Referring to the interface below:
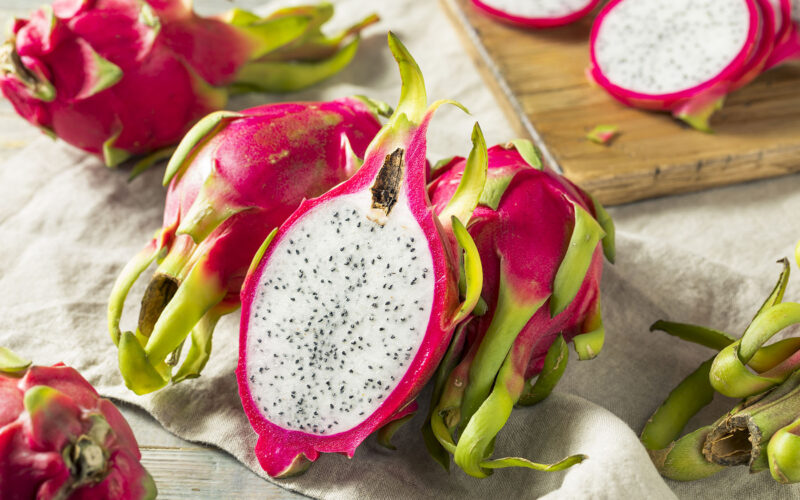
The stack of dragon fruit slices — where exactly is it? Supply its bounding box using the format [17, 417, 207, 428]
[589, 0, 800, 130]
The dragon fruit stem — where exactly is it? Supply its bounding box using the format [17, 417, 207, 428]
[641, 358, 717, 452]
[710, 302, 800, 398]
[704, 371, 800, 471]
[518, 334, 568, 406]
[768, 417, 800, 483]
[459, 278, 549, 431]
[650, 320, 735, 351]
[648, 426, 724, 481]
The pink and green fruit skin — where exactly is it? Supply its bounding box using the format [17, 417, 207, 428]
[0, 363, 155, 499]
[0, 0, 374, 166]
[109, 97, 383, 394]
[157, 97, 382, 310]
[429, 145, 603, 380]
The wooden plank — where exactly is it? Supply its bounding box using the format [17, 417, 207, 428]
[140, 448, 304, 499]
[442, 0, 800, 205]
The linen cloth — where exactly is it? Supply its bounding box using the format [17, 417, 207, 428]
[1, 0, 800, 498]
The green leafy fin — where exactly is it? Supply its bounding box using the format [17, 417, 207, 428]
[163, 111, 242, 186]
[518, 334, 568, 406]
[0, 347, 31, 373]
[438, 122, 488, 227]
[507, 138, 542, 170]
[450, 217, 483, 326]
[550, 201, 605, 317]
[588, 194, 615, 263]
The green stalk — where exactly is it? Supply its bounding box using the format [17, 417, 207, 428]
[518, 334, 568, 406]
[458, 275, 547, 431]
[703, 371, 800, 472]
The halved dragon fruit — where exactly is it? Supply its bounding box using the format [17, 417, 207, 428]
[424, 141, 615, 477]
[0, 0, 377, 166]
[0, 349, 155, 499]
[108, 97, 384, 395]
[237, 33, 487, 478]
[471, 0, 602, 28]
[589, 0, 765, 131]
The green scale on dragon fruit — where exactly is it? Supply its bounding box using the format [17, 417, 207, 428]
[422, 140, 615, 477]
[0, 348, 155, 499]
[108, 96, 386, 395]
[0, 0, 378, 167]
[237, 32, 488, 478]
[588, 0, 796, 131]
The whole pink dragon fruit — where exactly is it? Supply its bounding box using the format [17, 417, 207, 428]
[237, 33, 487, 478]
[108, 96, 384, 395]
[0, 0, 377, 166]
[0, 348, 155, 499]
[472, 0, 602, 28]
[588, 0, 797, 131]
[423, 141, 615, 477]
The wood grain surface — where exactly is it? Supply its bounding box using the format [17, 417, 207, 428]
[442, 0, 800, 205]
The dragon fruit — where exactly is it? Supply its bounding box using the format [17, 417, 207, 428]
[766, 0, 800, 67]
[642, 259, 800, 483]
[0, 348, 155, 499]
[236, 32, 487, 478]
[471, 0, 602, 28]
[108, 97, 384, 395]
[589, 0, 770, 131]
[0, 0, 377, 167]
[424, 141, 615, 477]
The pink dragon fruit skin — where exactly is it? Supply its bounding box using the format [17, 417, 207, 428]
[0, 356, 156, 499]
[471, 0, 602, 28]
[0, 0, 377, 167]
[589, 0, 764, 131]
[237, 33, 485, 478]
[424, 143, 613, 477]
[108, 97, 384, 395]
[767, 0, 800, 67]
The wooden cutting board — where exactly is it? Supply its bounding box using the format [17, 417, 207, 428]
[442, 0, 800, 205]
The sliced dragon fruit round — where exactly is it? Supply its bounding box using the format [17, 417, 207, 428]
[589, 0, 762, 130]
[108, 97, 384, 395]
[237, 33, 487, 478]
[471, 0, 602, 28]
